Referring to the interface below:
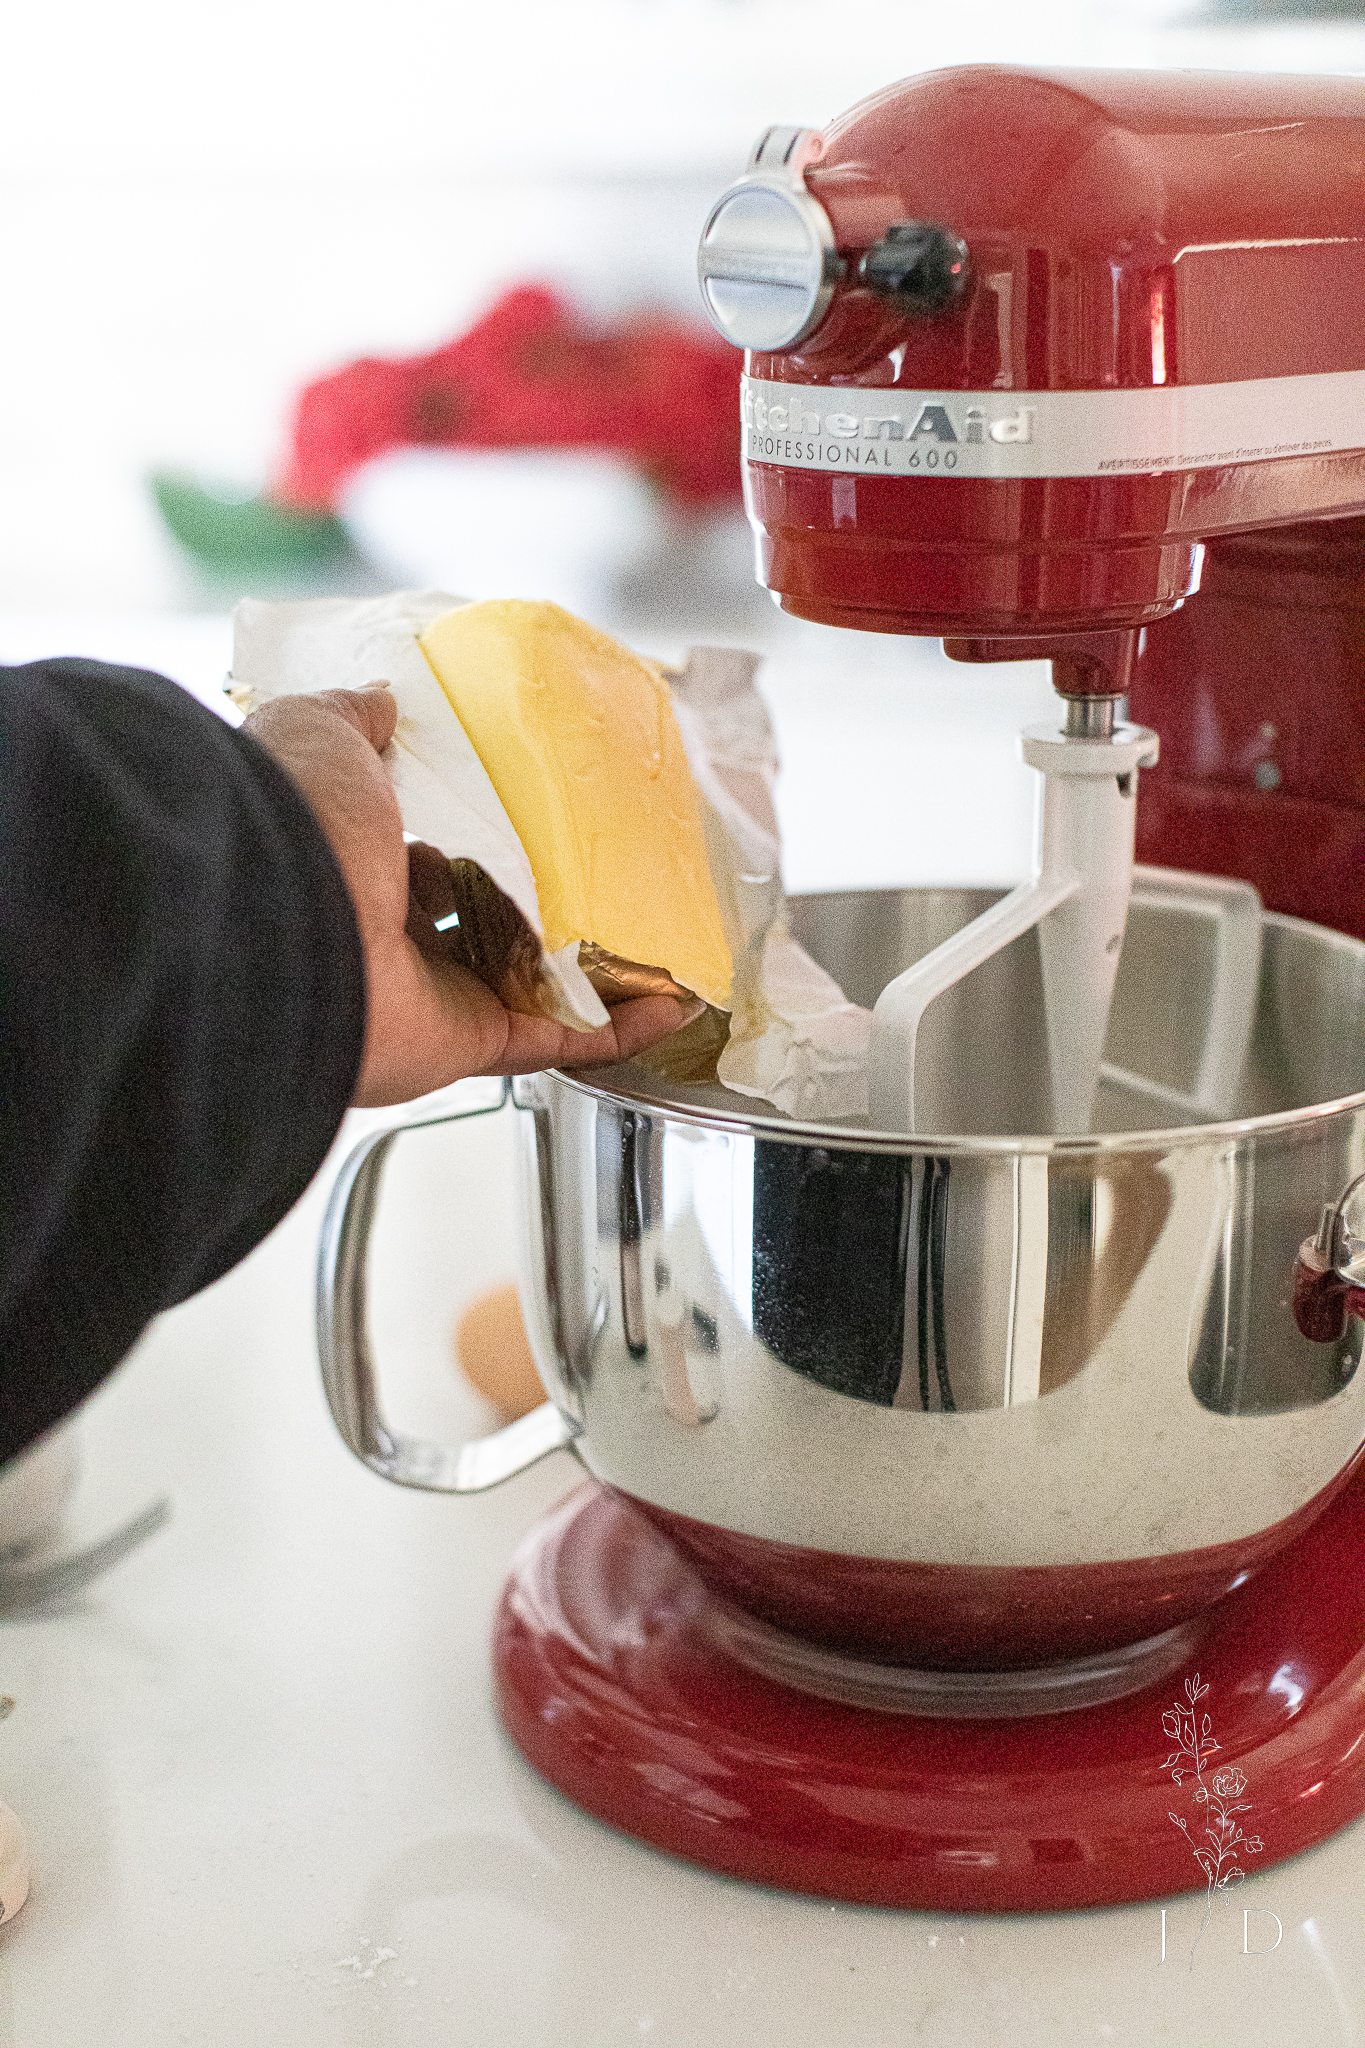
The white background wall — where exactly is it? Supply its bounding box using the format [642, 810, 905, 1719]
[3, 0, 1363, 610]
[3, 1, 1363, 890]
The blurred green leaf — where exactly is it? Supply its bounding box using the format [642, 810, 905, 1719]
[149, 471, 352, 573]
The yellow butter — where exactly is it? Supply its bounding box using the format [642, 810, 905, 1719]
[418, 600, 733, 1008]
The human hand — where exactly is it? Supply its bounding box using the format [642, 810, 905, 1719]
[244, 685, 704, 1107]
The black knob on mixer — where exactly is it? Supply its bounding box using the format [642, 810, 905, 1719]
[859, 222, 969, 313]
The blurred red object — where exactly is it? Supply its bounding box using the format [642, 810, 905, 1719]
[276, 286, 743, 514]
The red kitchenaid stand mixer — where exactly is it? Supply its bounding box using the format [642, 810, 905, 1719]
[319, 68, 1365, 1912]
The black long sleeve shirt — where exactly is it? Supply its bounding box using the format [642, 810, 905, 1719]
[0, 658, 366, 1463]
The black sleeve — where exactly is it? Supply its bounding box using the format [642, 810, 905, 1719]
[0, 657, 366, 1463]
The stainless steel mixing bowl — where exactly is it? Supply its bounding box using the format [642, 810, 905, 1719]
[319, 883, 1365, 1679]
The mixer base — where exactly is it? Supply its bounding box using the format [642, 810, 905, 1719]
[493, 1478, 1365, 1912]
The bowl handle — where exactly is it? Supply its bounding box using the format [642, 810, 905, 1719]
[314, 1080, 579, 1492]
[1293, 1169, 1365, 1345]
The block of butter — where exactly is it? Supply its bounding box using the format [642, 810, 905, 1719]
[230, 592, 869, 1117]
[419, 601, 732, 1010]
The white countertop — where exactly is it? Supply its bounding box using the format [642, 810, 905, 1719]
[5, 1108, 1365, 2047]
[3, 613, 1365, 2043]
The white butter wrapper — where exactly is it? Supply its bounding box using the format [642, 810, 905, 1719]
[230, 598, 868, 1112]
[229, 591, 609, 1030]
[668, 647, 871, 1121]
[723, 922, 874, 1121]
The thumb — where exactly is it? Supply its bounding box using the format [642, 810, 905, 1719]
[312, 682, 397, 754]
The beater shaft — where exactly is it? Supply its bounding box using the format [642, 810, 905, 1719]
[868, 704, 1158, 1133]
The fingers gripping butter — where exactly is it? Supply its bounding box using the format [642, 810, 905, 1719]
[417, 601, 732, 1011]
[230, 591, 869, 1116]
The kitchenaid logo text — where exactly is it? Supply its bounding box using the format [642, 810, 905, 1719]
[739, 369, 1365, 481]
[742, 383, 1033, 471]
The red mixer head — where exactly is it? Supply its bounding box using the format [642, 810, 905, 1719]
[698, 66, 1365, 673]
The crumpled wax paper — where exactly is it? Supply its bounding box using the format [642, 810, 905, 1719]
[666, 647, 871, 1121]
[230, 596, 869, 1118]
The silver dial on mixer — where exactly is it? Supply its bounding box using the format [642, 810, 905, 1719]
[697, 126, 842, 353]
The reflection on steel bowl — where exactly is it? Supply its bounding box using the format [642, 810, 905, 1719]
[320, 886, 1365, 1676]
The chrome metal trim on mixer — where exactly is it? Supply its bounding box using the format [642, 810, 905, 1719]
[698, 130, 841, 353]
[737, 368, 1365, 479]
[1063, 694, 1120, 740]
